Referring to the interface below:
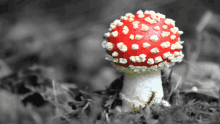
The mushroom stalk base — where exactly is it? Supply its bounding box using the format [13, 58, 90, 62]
[120, 70, 164, 112]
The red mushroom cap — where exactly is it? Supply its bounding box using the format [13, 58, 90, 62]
[102, 10, 184, 73]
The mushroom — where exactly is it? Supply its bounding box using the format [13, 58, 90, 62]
[102, 10, 184, 112]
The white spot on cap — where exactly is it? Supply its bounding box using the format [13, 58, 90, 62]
[110, 23, 116, 31]
[141, 58, 146, 62]
[106, 42, 113, 51]
[143, 42, 151, 48]
[125, 13, 135, 18]
[105, 54, 113, 61]
[113, 19, 123, 26]
[178, 51, 184, 59]
[155, 56, 163, 63]
[156, 13, 165, 19]
[129, 56, 136, 62]
[171, 35, 176, 40]
[128, 18, 134, 22]
[139, 54, 146, 58]
[176, 56, 184, 62]
[144, 17, 156, 24]
[150, 35, 159, 42]
[163, 52, 170, 59]
[141, 24, 149, 31]
[129, 34, 134, 40]
[150, 47, 159, 54]
[171, 58, 177, 63]
[175, 42, 183, 50]
[122, 26, 129, 34]
[154, 26, 160, 31]
[174, 51, 180, 56]
[168, 54, 174, 60]
[132, 44, 139, 50]
[102, 40, 107, 48]
[133, 21, 140, 24]
[165, 18, 175, 26]
[112, 51, 119, 57]
[139, 54, 147, 62]
[104, 32, 110, 38]
[151, 14, 159, 21]
[175, 41, 180, 45]
[160, 41, 170, 48]
[120, 16, 128, 20]
[115, 20, 121, 24]
[132, 21, 140, 29]
[113, 19, 120, 24]
[179, 31, 183, 34]
[133, 24, 138, 29]
[129, 56, 144, 63]
[113, 58, 118, 63]
[161, 31, 170, 37]
[144, 10, 156, 15]
[147, 58, 154, 65]
[117, 42, 123, 49]
[162, 25, 168, 29]
[135, 56, 141, 62]
[178, 44, 183, 49]
[117, 42, 127, 52]
[120, 45, 127, 52]
[137, 10, 145, 18]
[170, 27, 179, 34]
[111, 31, 118, 37]
[137, 10, 144, 14]
[171, 44, 176, 50]
[119, 58, 127, 64]
[177, 40, 184, 45]
[119, 22, 123, 26]
[135, 35, 143, 40]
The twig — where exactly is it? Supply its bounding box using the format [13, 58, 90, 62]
[184, 10, 213, 80]
[52, 80, 58, 104]
[182, 59, 197, 68]
[167, 76, 182, 102]
[52, 80, 64, 116]
[173, 76, 182, 91]
[196, 10, 213, 33]
[47, 100, 68, 114]
[26, 105, 43, 124]
[191, 10, 212, 62]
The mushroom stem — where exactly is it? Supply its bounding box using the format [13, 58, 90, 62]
[120, 70, 164, 112]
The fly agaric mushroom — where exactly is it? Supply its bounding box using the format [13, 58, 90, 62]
[102, 10, 184, 112]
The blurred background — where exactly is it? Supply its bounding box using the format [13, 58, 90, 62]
[0, 0, 220, 123]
